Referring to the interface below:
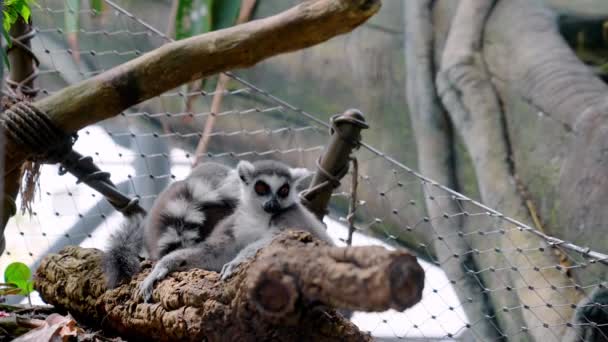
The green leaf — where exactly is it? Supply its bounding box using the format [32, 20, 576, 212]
[12, 280, 28, 292]
[3, 8, 17, 32]
[175, 0, 212, 40]
[175, 0, 192, 40]
[3, 0, 38, 30]
[4, 262, 30, 283]
[211, 0, 240, 31]
[90, 0, 103, 14]
[1, 26, 10, 70]
[174, 0, 246, 40]
[64, 0, 80, 33]
[20, 4, 31, 22]
[25, 280, 34, 295]
[4, 262, 33, 296]
[1, 25, 10, 42]
[194, 0, 213, 35]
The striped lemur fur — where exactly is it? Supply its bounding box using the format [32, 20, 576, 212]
[103, 161, 239, 289]
[103, 160, 333, 303]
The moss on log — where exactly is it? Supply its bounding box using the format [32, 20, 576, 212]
[34, 231, 424, 342]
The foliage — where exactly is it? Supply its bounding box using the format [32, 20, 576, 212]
[2, 0, 38, 70]
[175, 0, 242, 40]
[211, 0, 241, 31]
[175, 0, 212, 40]
[2, 0, 37, 32]
[2, 261, 34, 296]
[64, 0, 80, 34]
[90, 0, 103, 15]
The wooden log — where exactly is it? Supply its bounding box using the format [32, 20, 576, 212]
[3, 0, 381, 176]
[34, 231, 424, 342]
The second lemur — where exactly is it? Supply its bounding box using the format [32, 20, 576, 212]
[138, 159, 333, 301]
[103, 161, 239, 289]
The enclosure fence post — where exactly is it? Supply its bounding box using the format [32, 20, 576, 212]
[7, 19, 39, 97]
[0, 16, 40, 255]
[301, 109, 369, 220]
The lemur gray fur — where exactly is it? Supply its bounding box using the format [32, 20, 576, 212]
[102, 161, 239, 289]
[136, 159, 333, 302]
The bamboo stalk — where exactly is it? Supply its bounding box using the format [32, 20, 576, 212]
[192, 0, 258, 166]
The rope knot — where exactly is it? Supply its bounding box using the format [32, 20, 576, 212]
[1, 101, 77, 214]
[1, 101, 77, 163]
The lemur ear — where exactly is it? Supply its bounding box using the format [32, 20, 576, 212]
[290, 167, 312, 183]
[237, 160, 255, 184]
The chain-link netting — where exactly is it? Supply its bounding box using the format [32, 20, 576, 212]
[1, 1, 607, 340]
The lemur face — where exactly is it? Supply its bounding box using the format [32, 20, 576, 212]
[237, 160, 310, 214]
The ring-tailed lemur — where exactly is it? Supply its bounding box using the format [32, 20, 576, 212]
[137, 159, 334, 302]
[102, 161, 239, 289]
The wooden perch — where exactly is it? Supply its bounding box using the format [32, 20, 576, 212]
[3, 0, 380, 175]
[34, 231, 424, 342]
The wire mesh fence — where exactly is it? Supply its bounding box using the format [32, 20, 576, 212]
[1, 0, 607, 341]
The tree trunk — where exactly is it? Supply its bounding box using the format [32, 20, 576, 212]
[402, 0, 608, 339]
[0, 16, 39, 256]
[34, 231, 424, 342]
[403, 1, 500, 340]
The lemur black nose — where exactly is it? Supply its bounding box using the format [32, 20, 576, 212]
[263, 199, 281, 214]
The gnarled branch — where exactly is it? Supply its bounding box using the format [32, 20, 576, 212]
[436, 0, 583, 339]
[34, 231, 424, 341]
[403, 0, 499, 339]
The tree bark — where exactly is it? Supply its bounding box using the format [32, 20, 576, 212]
[2, 0, 380, 176]
[7, 18, 37, 96]
[1, 17, 39, 256]
[481, 0, 608, 289]
[34, 231, 424, 342]
[435, 0, 584, 339]
[403, 1, 500, 340]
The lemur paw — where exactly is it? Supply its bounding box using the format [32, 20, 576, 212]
[220, 260, 241, 280]
[137, 266, 169, 302]
[137, 277, 156, 303]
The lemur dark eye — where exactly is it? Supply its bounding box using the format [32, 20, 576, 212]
[277, 184, 290, 198]
[254, 181, 270, 196]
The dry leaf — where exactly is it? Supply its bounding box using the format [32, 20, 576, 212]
[12, 313, 83, 342]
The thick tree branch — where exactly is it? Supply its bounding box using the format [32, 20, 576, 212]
[34, 231, 424, 341]
[482, 0, 608, 291]
[483, 0, 608, 129]
[436, 0, 582, 340]
[3, 0, 381, 175]
[403, 1, 499, 339]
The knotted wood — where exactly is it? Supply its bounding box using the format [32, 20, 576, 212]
[34, 231, 424, 342]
